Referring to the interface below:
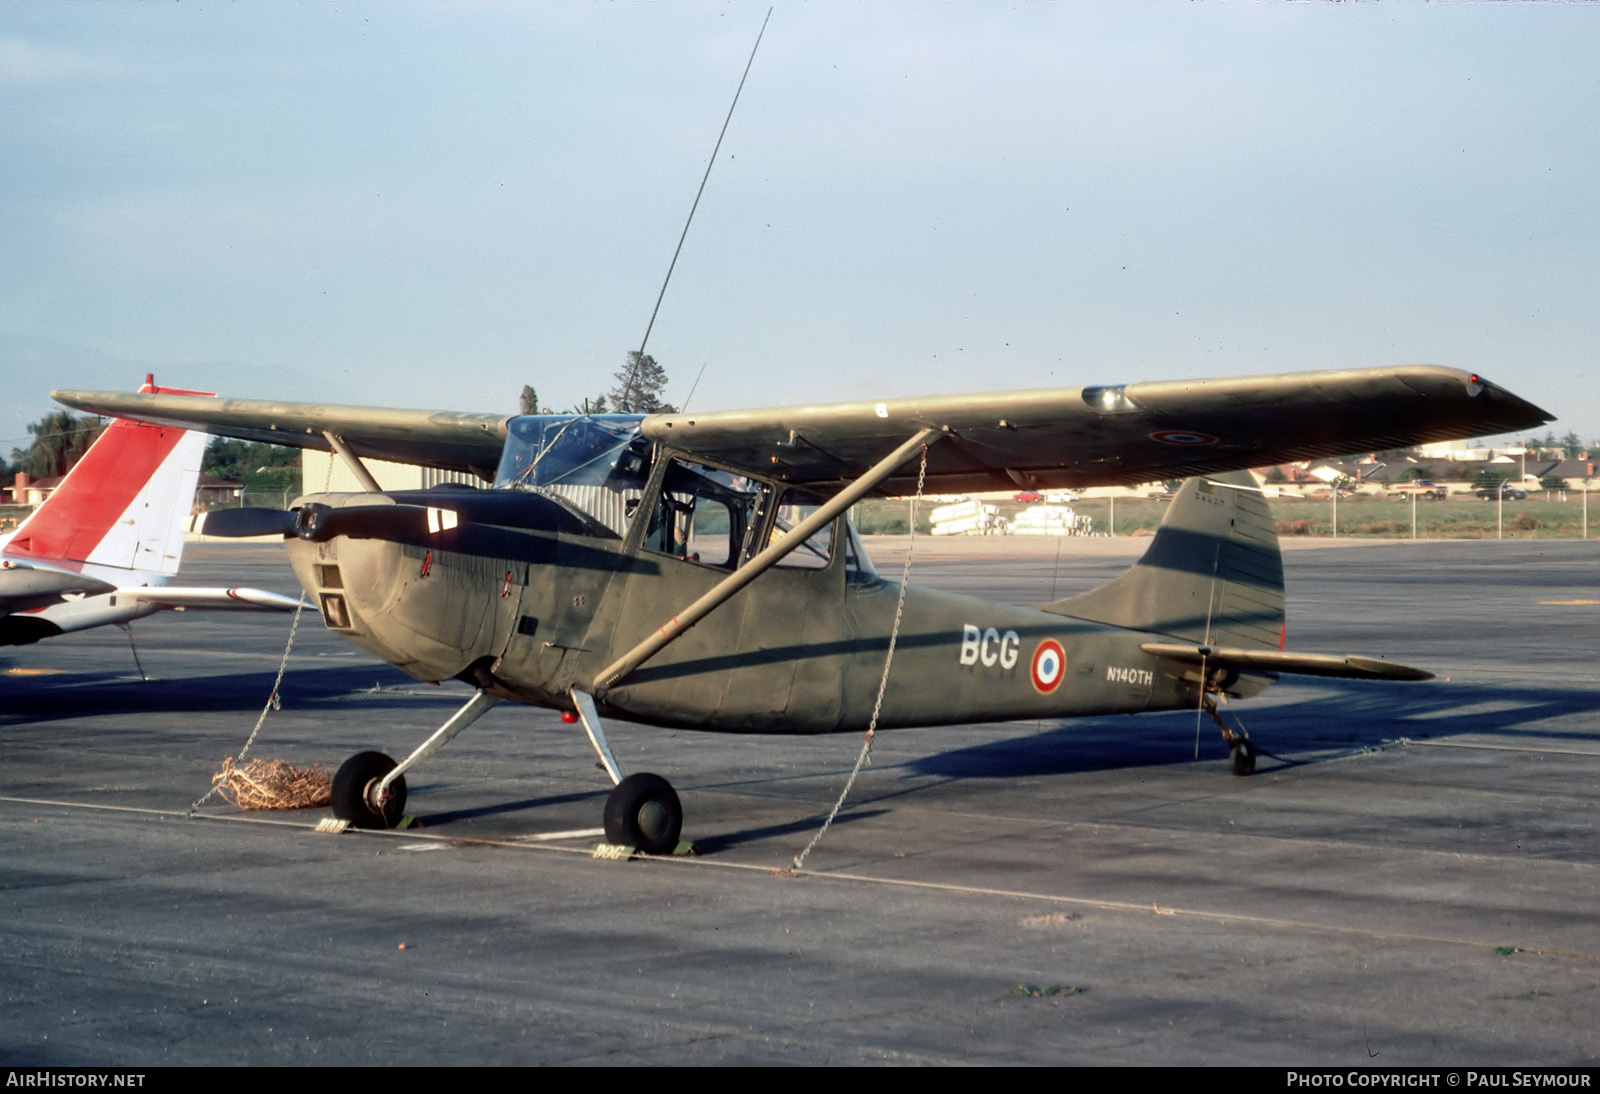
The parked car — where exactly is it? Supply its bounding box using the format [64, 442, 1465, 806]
[1387, 480, 1447, 500]
[1011, 491, 1044, 503]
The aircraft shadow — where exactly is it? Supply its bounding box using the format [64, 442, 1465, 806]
[907, 678, 1600, 781]
[417, 788, 609, 826]
[691, 807, 889, 855]
[0, 664, 450, 724]
[412, 784, 888, 853]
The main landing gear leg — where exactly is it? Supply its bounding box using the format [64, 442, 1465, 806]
[571, 688, 682, 856]
[331, 687, 503, 829]
[1204, 698, 1257, 777]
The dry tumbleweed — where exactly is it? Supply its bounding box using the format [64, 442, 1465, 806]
[211, 757, 333, 810]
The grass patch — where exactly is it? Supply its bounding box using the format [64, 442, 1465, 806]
[855, 494, 1600, 539]
[1009, 984, 1086, 998]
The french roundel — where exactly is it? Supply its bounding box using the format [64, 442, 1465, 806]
[1031, 639, 1066, 693]
[1150, 429, 1218, 446]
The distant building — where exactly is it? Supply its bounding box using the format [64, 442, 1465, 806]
[300, 451, 483, 495]
[197, 475, 244, 507]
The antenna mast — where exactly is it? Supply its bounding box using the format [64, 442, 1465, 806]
[618, 7, 771, 413]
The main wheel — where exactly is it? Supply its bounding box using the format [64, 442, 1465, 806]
[331, 751, 407, 829]
[1228, 738, 1257, 777]
[603, 773, 682, 855]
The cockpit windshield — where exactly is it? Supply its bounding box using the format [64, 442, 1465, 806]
[492, 415, 877, 579]
[495, 414, 650, 537]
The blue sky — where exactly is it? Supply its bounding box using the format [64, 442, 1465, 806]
[2, 2, 1595, 454]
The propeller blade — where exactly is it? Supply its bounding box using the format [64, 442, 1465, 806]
[202, 507, 298, 538]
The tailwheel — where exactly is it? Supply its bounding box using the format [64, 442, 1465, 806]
[1228, 737, 1257, 777]
[332, 750, 408, 829]
[604, 773, 682, 855]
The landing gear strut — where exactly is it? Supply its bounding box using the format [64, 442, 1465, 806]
[324, 684, 684, 850]
[331, 687, 502, 830]
[573, 688, 684, 854]
[1204, 697, 1257, 777]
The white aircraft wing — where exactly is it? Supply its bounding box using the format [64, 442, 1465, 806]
[113, 587, 306, 612]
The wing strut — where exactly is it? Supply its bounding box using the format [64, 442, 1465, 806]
[591, 426, 945, 692]
[322, 431, 383, 493]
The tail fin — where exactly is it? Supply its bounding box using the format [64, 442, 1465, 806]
[1044, 471, 1284, 650]
[3, 376, 212, 577]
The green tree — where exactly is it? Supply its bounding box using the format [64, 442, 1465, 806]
[609, 351, 674, 414]
[202, 438, 301, 505]
[518, 385, 553, 416]
[10, 411, 105, 479]
[1472, 467, 1512, 490]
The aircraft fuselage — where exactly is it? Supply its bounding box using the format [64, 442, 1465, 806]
[284, 486, 1226, 733]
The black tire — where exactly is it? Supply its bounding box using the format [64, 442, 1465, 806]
[1229, 739, 1257, 777]
[331, 751, 407, 829]
[603, 773, 682, 855]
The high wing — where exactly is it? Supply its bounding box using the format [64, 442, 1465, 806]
[55, 365, 1550, 494]
[644, 365, 1551, 494]
[47, 392, 511, 482]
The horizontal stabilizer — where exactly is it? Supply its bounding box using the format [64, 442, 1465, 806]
[1140, 642, 1434, 682]
[117, 587, 305, 612]
[0, 559, 118, 610]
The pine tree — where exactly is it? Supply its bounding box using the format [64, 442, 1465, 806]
[609, 351, 673, 414]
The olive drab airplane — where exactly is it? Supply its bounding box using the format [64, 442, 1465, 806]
[55, 366, 1550, 851]
[1, 376, 300, 648]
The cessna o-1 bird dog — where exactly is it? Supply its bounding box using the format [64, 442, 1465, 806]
[56, 366, 1550, 851]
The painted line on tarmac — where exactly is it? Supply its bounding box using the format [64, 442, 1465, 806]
[1412, 739, 1600, 757]
[512, 827, 607, 842]
[0, 794, 315, 827]
[8, 793, 1595, 964]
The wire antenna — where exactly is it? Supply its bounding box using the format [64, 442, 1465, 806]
[679, 361, 708, 413]
[618, 7, 771, 413]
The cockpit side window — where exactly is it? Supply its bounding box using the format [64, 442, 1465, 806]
[768, 490, 835, 570]
[842, 516, 879, 585]
[640, 458, 766, 570]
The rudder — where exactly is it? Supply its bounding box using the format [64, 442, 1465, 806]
[1044, 471, 1283, 650]
[3, 376, 212, 576]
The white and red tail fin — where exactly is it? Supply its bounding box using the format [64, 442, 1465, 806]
[3, 375, 214, 579]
